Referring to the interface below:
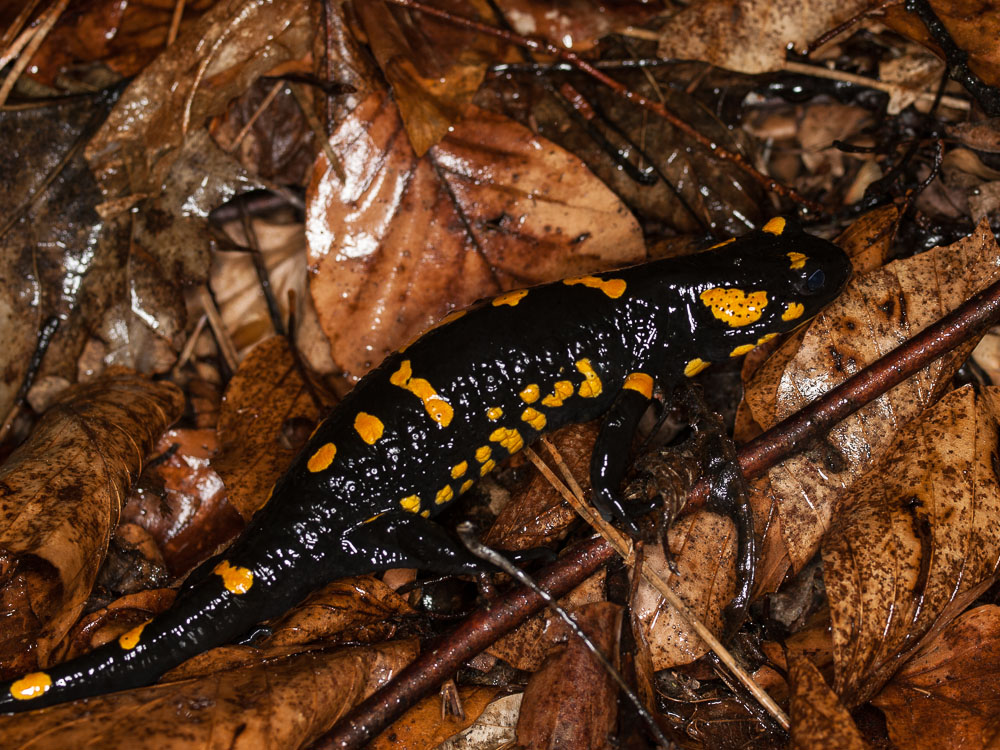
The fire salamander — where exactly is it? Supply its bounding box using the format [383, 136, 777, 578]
[0, 217, 850, 711]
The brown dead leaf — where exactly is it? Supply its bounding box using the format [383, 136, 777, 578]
[0, 639, 418, 750]
[0, 371, 183, 668]
[630, 511, 737, 669]
[306, 90, 645, 379]
[872, 605, 1000, 750]
[215, 336, 328, 519]
[787, 651, 870, 750]
[502, 0, 664, 51]
[745, 219, 1000, 573]
[824, 386, 1000, 705]
[370, 685, 499, 750]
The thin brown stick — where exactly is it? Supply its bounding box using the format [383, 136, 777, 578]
[227, 79, 285, 152]
[167, 0, 186, 46]
[0, 0, 69, 108]
[0, 0, 45, 68]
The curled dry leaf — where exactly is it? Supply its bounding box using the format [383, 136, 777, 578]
[0, 371, 183, 667]
[0, 639, 418, 750]
[306, 90, 644, 379]
[369, 685, 499, 750]
[787, 651, 871, 750]
[630, 511, 736, 669]
[215, 336, 327, 519]
[872, 605, 1000, 750]
[823, 385, 1000, 705]
[745, 219, 1000, 574]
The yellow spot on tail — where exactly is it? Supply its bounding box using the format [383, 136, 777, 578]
[480, 459, 496, 475]
[475, 446, 492, 463]
[763, 217, 786, 235]
[492, 289, 529, 307]
[521, 407, 546, 431]
[119, 619, 152, 650]
[307, 443, 337, 472]
[787, 252, 807, 269]
[354, 412, 384, 445]
[519, 384, 540, 403]
[487, 406, 503, 421]
[400, 495, 421, 513]
[390, 360, 454, 426]
[451, 461, 468, 478]
[730, 344, 756, 357]
[214, 560, 254, 594]
[707, 237, 736, 250]
[10, 672, 51, 701]
[782, 302, 805, 321]
[684, 359, 710, 377]
[435, 486, 454, 505]
[421, 509, 430, 518]
[758, 332, 779, 344]
[460, 479, 473, 493]
[576, 359, 603, 398]
[490, 427, 524, 453]
[542, 380, 574, 407]
[700, 288, 768, 327]
[622, 372, 654, 399]
[563, 275, 627, 299]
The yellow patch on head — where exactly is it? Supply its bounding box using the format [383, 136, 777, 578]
[782, 302, 805, 321]
[762, 217, 786, 235]
[475, 446, 492, 463]
[480, 459, 496, 476]
[521, 407, 547, 431]
[10, 672, 51, 701]
[576, 359, 603, 398]
[119, 619, 152, 650]
[354, 412, 384, 445]
[622, 372, 654, 399]
[700, 288, 768, 327]
[451, 461, 468, 478]
[490, 427, 524, 454]
[390, 360, 454, 426]
[563, 275, 627, 299]
[492, 289, 529, 307]
[435, 486, 454, 505]
[214, 560, 254, 595]
[542, 380, 574, 407]
[460, 479, 474, 494]
[519, 384, 540, 403]
[757, 332, 779, 344]
[486, 406, 503, 421]
[730, 344, 756, 357]
[400, 495, 421, 513]
[787, 252, 807, 269]
[684, 358, 711, 377]
[307, 443, 337, 473]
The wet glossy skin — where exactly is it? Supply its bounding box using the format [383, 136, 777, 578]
[0, 218, 851, 711]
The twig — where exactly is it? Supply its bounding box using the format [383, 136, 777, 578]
[167, 0, 186, 46]
[0, 0, 70, 108]
[227, 79, 285, 153]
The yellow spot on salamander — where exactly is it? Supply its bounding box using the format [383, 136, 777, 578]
[563, 275, 627, 299]
[307, 443, 337, 472]
[421, 509, 430, 518]
[354, 412, 384, 445]
[730, 344, 756, 357]
[684, 358, 710, 377]
[521, 407, 546, 431]
[487, 406, 503, 421]
[214, 560, 253, 595]
[490, 427, 524, 453]
[492, 289, 529, 307]
[475, 446, 492, 463]
[787, 252, 807, 269]
[707, 237, 736, 250]
[762, 217, 786, 235]
[390, 360, 454, 427]
[119, 619, 152, 650]
[439, 309, 467, 325]
[782, 302, 805, 321]
[400, 495, 421, 513]
[460, 479, 474, 494]
[758, 332, 779, 344]
[576, 359, 603, 398]
[622, 372, 654, 399]
[700, 288, 768, 327]
[541, 380, 574, 407]
[480, 459, 496, 476]
[451, 461, 468, 478]
[520, 384, 540, 403]
[364, 513, 384, 524]
[435, 486, 454, 505]
[10, 672, 51, 701]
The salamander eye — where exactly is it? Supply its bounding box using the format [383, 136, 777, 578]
[806, 269, 825, 292]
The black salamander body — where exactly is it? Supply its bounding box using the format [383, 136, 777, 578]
[0, 217, 851, 711]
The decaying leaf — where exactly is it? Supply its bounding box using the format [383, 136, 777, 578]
[369, 685, 499, 750]
[0, 371, 183, 668]
[824, 385, 1000, 704]
[788, 651, 870, 750]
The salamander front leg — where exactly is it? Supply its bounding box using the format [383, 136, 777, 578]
[590, 381, 655, 538]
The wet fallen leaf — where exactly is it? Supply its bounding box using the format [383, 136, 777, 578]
[306, 90, 645, 379]
[370, 685, 500, 750]
[502, 0, 663, 51]
[438, 692, 521, 749]
[872, 605, 1000, 750]
[0, 371, 183, 668]
[824, 385, 1000, 704]
[788, 651, 870, 750]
